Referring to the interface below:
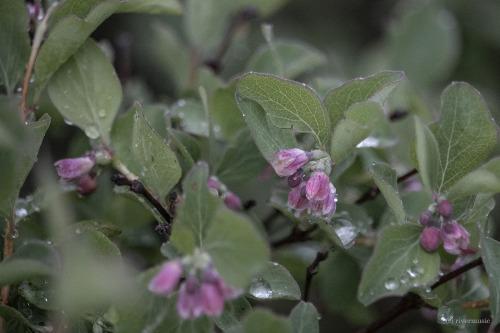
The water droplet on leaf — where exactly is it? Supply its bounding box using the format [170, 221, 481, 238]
[248, 278, 272, 299]
[384, 278, 399, 291]
[84, 126, 100, 139]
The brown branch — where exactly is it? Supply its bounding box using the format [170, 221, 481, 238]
[271, 225, 317, 248]
[303, 246, 334, 302]
[357, 257, 484, 333]
[1, 209, 16, 306]
[355, 168, 418, 204]
[461, 298, 489, 309]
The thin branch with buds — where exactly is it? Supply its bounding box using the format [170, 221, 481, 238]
[303, 246, 334, 302]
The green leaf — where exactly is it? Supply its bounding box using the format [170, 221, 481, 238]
[171, 162, 219, 252]
[236, 73, 330, 147]
[446, 158, 500, 201]
[330, 101, 385, 163]
[388, 3, 459, 86]
[246, 41, 327, 79]
[35, 1, 123, 88]
[0, 109, 51, 219]
[210, 82, 246, 140]
[168, 99, 209, 137]
[214, 297, 252, 332]
[323, 71, 404, 130]
[111, 104, 182, 205]
[369, 163, 406, 223]
[168, 128, 197, 174]
[243, 309, 292, 333]
[435, 82, 498, 191]
[288, 302, 319, 333]
[48, 38, 121, 142]
[216, 128, 268, 188]
[236, 97, 297, 161]
[481, 237, 500, 326]
[205, 207, 270, 288]
[358, 224, 440, 306]
[0, 304, 52, 333]
[247, 262, 300, 300]
[0, 0, 30, 95]
[116, 0, 183, 14]
[414, 117, 440, 194]
[0, 241, 59, 287]
[18, 277, 59, 311]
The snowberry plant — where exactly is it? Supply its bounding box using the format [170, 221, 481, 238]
[1, 0, 500, 332]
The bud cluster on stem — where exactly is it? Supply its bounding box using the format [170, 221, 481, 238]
[54, 152, 99, 196]
[148, 250, 241, 319]
[270, 149, 336, 219]
[419, 198, 474, 260]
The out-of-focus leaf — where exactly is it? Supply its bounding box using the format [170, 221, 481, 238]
[237, 73, 330, 147]
[48, 38, 121, 142]
[434, 83, 498, 191]
[205, 207, 270, 288]
[0, 304, 53, 332]
[358, 224, 440, 306]
[36, 1, 123, 88]
[214, 297, 252, 332]
[236, 96, 297, 161]
[288, 302, 319, 333]
[210, 82, 246, 140]
[324, 71, 404, 130]
[0, 0, 30, 94]
[0, 106, 50, 219]
[481, 237, 500, 326]
[242, 309, 292, 333]
[246, 41, 326, 79]
[414, 117, 440, 194]
[369, 163, 406, 223]
[246, 262, 300, 300]
[330, 102, 385, 163]
[168, 99, 209, 137]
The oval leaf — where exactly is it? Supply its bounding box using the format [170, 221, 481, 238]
[358, 224, 440, 306]
[447, 158, 500, 201]
[48, 38, 122, 142]
[247, 262, 301, 300]
[288, 302, 319, 333]
[237, 73, 330, 147]
[370, 163, 406, 223]
[435, 82, 498, 191]
[414, 116, 440, 194]
[481, 237, 500, 326]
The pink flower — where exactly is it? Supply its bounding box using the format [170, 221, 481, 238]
[200, 283, 224, 317]
[288, 183, 309, 211]
[148, 261, 183, 296]
[207, 177, 220, 191]
[437, 200, 453, 219]
[305, 171, 330, 201]
[76, 173, 99, 196]
[440, 220, 470, 255]
[177, 277, 204, 319]
[270, 149, 310, 177]
[224, 192, 242, 210]
[54, 153, 95, 180]
[420, 227, 440, 252]
[309, 183, 336, 219]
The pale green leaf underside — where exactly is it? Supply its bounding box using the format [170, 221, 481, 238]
[481, 237, 500, 326]
[414, 117, 440, 194]
[288, 302, 319, 333]
[436, 82, 498, 191]
[237, 73, 330, 146]
[358, 224, 440, 306]
[370, 163, 406, 223]
[47, 38, 121, 142]
[116, 0, 182, 14]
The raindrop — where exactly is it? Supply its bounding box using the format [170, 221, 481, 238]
[437, 306, 453, 324]
[399, 274, 409, 285]
[177, 99, 186, 107]
[98, 109, 106, 118]
[46, 241, 52, 245]
[43, 297, 48, 302]
[84, 126, 100, 139]
[407, 264, 424, 278]
[11, 229, 19, 239]
[384, 278, 399, 291]
[248, 278, 272, 299]
[16, 208, 28, 218]
[75, 228, 81, 234]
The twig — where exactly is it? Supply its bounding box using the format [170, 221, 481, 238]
[461, 298, 489, 309]
[357, 257, 484, 333]
[111, 174, 173, 233]
[303, 246, 334, 302]
[1, 209, 16, 306]
[20, 2, 59, 122]
[355, 168, 418, 204]
[272, 225, 317, 248]
[204, 6, 258, 73]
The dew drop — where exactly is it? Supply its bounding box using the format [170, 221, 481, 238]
[437, 306, 453, 324]
[384, 278, 399, 291]
[11, 229, 19, 239]
[84, 126, 100, 139]
[399, 274, 409, 285]
[177, 99, 186, 107]
[75, 228, 81, 234]
[248, 278, 272, 299]
[16, 207, 28, 218]
[98, 109, 106, 118]
[407, 264, 424, 278]
[43, 297, 48, 302]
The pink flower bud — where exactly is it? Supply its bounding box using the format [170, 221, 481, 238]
[287, 170, 303, 187]
[54, 153, 95, 180]
[200, 283, 224, 317]
[76, 173, 99, 196]
[420, 227, 440, 252]
[148, 261, 183, 296]
[437, 200, 453, 219]
[207, 177, 220, 190]
[288, 183, 309, 211]
[440, 220, 470, 255]
[305, 171, 330, 201]
[419, 210, 433, 227]
[224, 192, 242, 210]
[270, 149, 310, 177]
[177, 277, 203, 319]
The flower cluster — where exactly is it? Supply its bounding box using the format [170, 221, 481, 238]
[54, 152, 98, 196]
[148, 250, 241, 319]
[419, 199, 474, 256]
[270, 149, 336, 219]
[208, 177, 242, 211]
